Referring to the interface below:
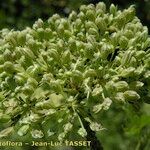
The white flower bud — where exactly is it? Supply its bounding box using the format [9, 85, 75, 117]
[78, 128, 87, 137]
[31, 130, 44, 138]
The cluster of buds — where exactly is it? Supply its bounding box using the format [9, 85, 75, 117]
[0, 2, 149, 140]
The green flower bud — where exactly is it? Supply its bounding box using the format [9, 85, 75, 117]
[121, 50, 135, 66]
[124, 30, 134, 39]
[14, 86, 21, 93]
[22, 85, 34, 95]
[3, 49, 12, 61]
[95, 17, 107, 32]
[27, 65, 43, 77]
[119, 36, 129, 49]
[27, 39, 41, 55]
[69, 11, 77, 21]
[86, 9, 95, 21]
[110, 4, 117, 16]
[105, 81, 115, 92]
[50, 80, 63, 93]
[14, 47, 22, 59]
[42, 73, 53, 83]
[35, 101, 49, 109]
[33, 19, 43, 29]
[125, 6, 135, 22]
[0, 55, 5, 64]
[119, 67, 135, 77]
[22, 48, 35, 59]
[84, 69, 97, 78]
[134, 66, 145, 76]
[64, 30, 72, 40]
[96, 66, 104, 77]
[140, 30, 148, 42]
[100, 43, 114, 59]
[49, 14, 60, 23]
[96, 2, 106, 13]
[78, 12, 86, 21]
[45, 28, 53, 39]
[76, 32, 84, 41]
[0, 81, 6, 89]
[61, 19, 69, 30]
[135, 51, 146, 59]
[68, 37, 77, 51]
[83, 43, 94, 59]
[14, 73, 27, 85]
[49, 49, 59, 61]
[80, 5, 88, 13]
[3, 61, 15, 74]
[27, 78, 38, 88]
[130, 56, 137, 67]
[17, 125, 30, 136]
[17, 32, 26, 45]
[5, 34, 17, 46]
[115, 15, 126, 29]
[144, 38, 150, 50]
[72, 70, 83, 82]
[57, 24, 64, 36]
[88, 28, 99, 39]
[0, 114, 11, 123]
[96, 9, 104, 17]
[115, 92, 125, 103]
[110, 32, 120, 46]
[129, 81, 144, 90]
[115, 81, 129, 92]
[86, 35, 96, 44]
[0, 92, 5, 101]
[61, 50, 71, 64]
[87, 4, 95, 10]
[123, 90, 140, 101]
[0, 71, 7, 78]
[37, 28, 45, 39]
[0, 65, 4, 73]
[85, 21, 97, 30]
[49, 93, 64, 108]
[0, 127, 14, 138]
[144, 71, 150, 79]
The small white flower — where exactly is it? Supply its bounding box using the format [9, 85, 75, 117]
[31, 130, 44, 138]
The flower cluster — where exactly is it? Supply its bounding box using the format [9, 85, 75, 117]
[0, 2, 149, 140]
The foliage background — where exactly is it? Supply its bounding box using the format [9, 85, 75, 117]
[0, 0, 150, 150]
[0, 0, 150, 31]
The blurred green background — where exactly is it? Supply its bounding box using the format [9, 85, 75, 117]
[0, 0, 150, 150]
[0, 0, 150, 31]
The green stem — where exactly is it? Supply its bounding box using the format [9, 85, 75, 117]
[38, 123, 50, 150]
[78, 113, 103, 150]
[73, 106, 103, 150]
